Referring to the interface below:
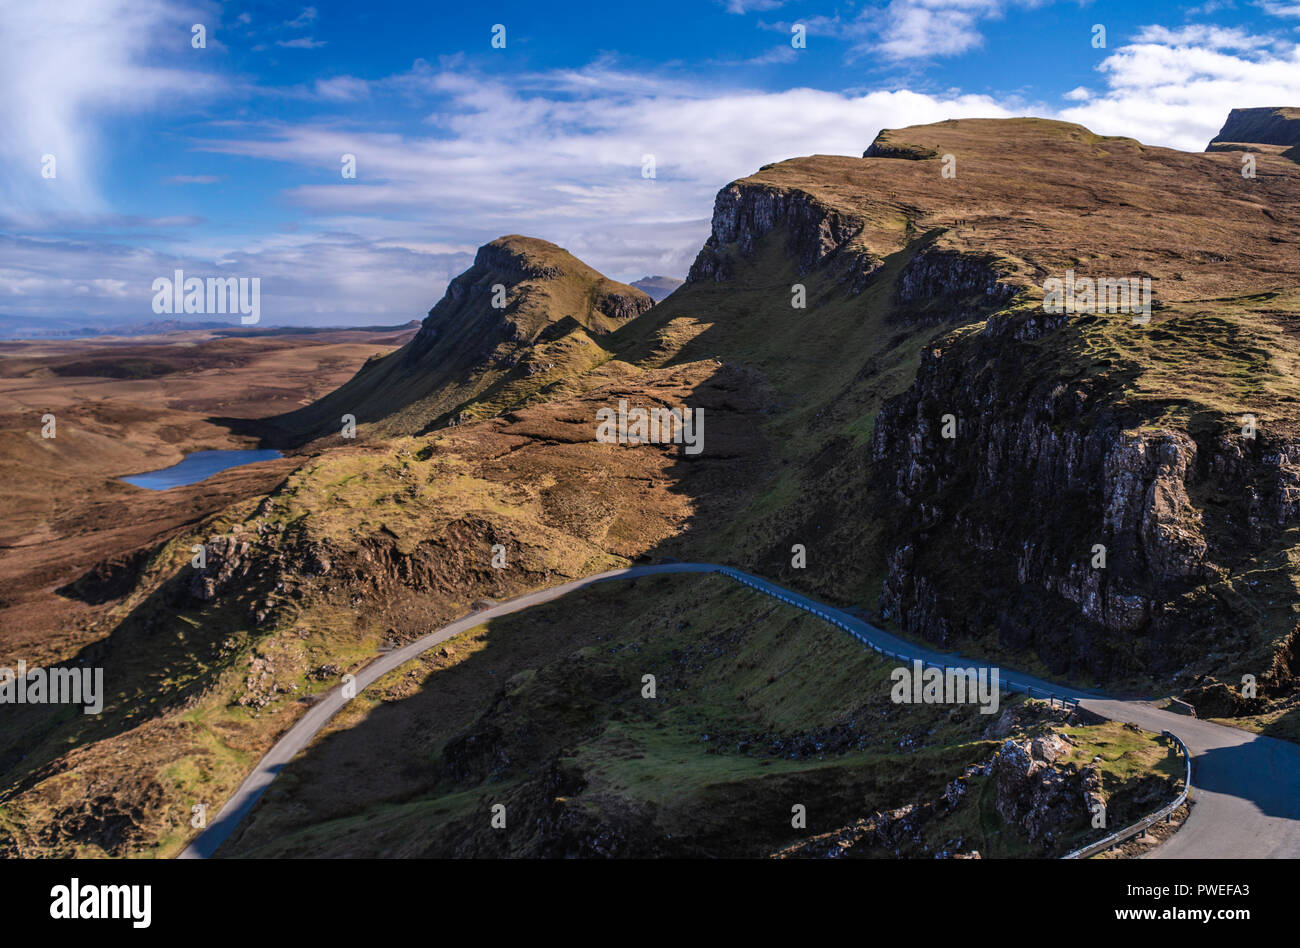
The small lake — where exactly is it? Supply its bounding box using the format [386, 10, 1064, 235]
[122, 449, 284, 490]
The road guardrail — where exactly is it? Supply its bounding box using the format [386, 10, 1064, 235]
[717, 565, 1187, 861]
[1061, 730, 1191, 859]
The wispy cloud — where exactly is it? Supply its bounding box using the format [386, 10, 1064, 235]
[1258, 0, 1300, 16]
[286, 6, 318, 28]
[766, 0, 1052, 61]
[192, 62, 1018, 286]
[312, 76, 372, 101]
[0, 0, 227, 221]
[1133, 23, 1273, 49]
[721, 0, 785, 12]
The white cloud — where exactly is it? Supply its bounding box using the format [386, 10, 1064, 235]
[1258, 1, 1300, 16]
[768, 0, 1051, 61]
[0, 0, 227, 221]
[722, 0, 785, 12]
[192, 65, 1017, 284]
[1060, 33, 1300, 150]
[1132, 24, 1271, 49]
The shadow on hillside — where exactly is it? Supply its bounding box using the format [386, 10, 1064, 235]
[1251, 704, 1300, 745]
[210, 234, 1049, 856]
[0, 561, 273, 800]
[215, 571, 964, 858]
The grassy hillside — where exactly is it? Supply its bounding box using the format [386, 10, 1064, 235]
[4, 114, 1296, 856]
[263, 235, 653, 444]
[222, 574, 1180, 859]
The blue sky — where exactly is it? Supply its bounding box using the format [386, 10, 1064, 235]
[2, 0, 1299, 329]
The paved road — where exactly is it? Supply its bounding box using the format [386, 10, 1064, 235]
[180, 562, 1300, 859]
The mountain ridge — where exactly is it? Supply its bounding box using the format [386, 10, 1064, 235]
[6, 110, 1300, 858]
[260, 235, 651, 443]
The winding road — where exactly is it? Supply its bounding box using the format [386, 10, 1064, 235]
[180, 562, 1300, 859]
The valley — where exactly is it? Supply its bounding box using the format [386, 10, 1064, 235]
[0, 323, 416, 669]
[3, 110, 1299, 860]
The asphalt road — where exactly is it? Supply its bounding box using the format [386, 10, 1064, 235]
[180, 562, 1300, 859]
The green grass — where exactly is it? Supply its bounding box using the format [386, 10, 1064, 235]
[220, 573, 1175, 858]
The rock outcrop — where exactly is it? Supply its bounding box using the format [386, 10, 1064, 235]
[870, 306, 1300, 680]
[992, 734, 1092, 847]
[1207, 106, 1300, 150]
[687, 183, 883, 291]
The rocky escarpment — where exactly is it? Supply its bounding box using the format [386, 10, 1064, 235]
[893, 244, 1019, 323]
[862, 128, 940, 160]
[1207, 107, 1300, 150]
[687, 183, 884, 291]
[870, 313, 1300, 687]
[685, 177, 1022, 313]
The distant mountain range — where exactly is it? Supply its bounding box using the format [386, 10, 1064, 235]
[0, 316, 422, 341]
[630, 275, 685, 301]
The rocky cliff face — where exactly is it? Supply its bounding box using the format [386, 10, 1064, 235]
[893, 245, 1018, 323]
[1208, 107, 1300, 149]
[687, 183, 884, 291]
[869, 307, 1300, 685]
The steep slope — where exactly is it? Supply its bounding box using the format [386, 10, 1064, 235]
[264, 235, 652, 443]
[614, 115, 1300, 698]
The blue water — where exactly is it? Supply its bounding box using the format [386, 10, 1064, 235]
[121, 449, 284, 490]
